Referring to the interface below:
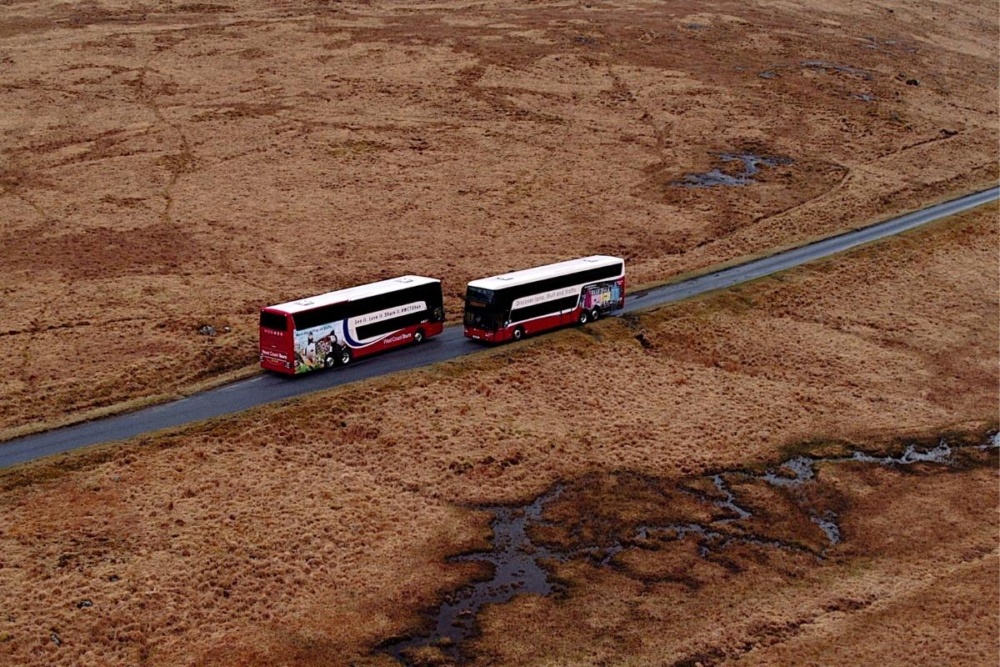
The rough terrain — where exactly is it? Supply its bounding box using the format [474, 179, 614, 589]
[1, 0, 998, 433]
[0, 205, 995, 666]
[1, 0, 996, 664]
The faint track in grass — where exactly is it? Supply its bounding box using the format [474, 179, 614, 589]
[0, 186, 997, 469]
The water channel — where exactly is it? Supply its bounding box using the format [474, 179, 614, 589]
[380, 432, 998, 665]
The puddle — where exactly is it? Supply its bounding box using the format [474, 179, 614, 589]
[850, 440, 952, 465]
[811, 513, 842, 545]
[673, 153, 792, 188]
[636, 520, 815, 561]
[677, 168, 747, 188]
[753, 438, 980, 547]
[983, 431, 1000, 450]
[379, 434, 995, 664]
[758, 438, 960, 486]
[762, 456, 816, 487]
[710, 474, 751, 522]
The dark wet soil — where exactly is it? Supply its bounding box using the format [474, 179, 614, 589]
[758, 60, 875, 81]
[380, 488, 568, 664]
[379, 432, 998, 665]
[673, 153, 793, 187]
[800, 60, 874, 80]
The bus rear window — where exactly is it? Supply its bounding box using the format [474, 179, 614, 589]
[260, 311, 287, 331]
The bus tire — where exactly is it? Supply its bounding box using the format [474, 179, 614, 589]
[324, 354, 337, 369]
[339, 347, 353, 366]
[590, 308, 601, 322]
[578, 309, 589, 325]
[513, 327, 524, 341]
[414, 329, 424, 344]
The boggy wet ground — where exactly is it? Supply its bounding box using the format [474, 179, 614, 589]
[381, 489, 568, 663]
[380, 431, 998, 666]
[673, 153, 794, 187]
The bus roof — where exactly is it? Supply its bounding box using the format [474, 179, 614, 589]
[265, 276, 440, 314]
[467, 255, 624, 291]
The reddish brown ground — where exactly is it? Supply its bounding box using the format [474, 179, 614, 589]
[1, 0, 997, 664]
[0, 204, 995, 666]
[0, 0, 997, 434]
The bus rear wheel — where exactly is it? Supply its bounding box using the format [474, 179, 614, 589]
[578, 310, 589, 325]
[590, 308, 601, 322]
[339, 348, 353, 366]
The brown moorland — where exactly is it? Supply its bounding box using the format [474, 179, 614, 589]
[0, 204, 995, 666]
[1, 0, 997, 434]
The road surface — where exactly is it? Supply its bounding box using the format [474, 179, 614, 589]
[2, 186, 996, 469]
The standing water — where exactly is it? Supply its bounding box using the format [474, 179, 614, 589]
[379, 433, 996, 664]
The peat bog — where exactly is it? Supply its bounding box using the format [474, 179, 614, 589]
[382, 431, 998, 665]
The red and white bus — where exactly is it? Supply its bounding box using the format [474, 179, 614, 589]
[260, 276, 445, 375]
[463, 256, 625, 343]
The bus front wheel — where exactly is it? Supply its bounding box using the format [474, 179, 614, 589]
[414, 329, 425, 344]
[513, 327, 524, 341]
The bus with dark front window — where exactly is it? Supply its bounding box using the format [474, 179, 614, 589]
[463, 256, 625, 343]
[259, 276, 445, 375]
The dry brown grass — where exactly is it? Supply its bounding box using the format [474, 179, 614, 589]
[475, 459, 997, 667]
[1, 0, 997, 433]
[0, 200, 995, 665]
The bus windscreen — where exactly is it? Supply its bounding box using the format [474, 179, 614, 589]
[464, 287, 500, 329]
[465, 286, 494, 307]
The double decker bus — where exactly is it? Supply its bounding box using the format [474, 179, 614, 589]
[259, 276, 445, 375]
[463, 255, 625, 344]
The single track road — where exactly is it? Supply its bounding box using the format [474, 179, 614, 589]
[2, 186, 996, 469]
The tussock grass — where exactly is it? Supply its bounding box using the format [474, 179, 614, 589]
[1, 0, 997, 436]
[0, 0, 997, 662]
[0, 206, 996, 666]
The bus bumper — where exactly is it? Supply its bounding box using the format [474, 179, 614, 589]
[260, 354, 295, 375]
[464, 326, 497, 343]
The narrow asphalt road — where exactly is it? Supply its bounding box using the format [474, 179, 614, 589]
[2, 186, 997, 469]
